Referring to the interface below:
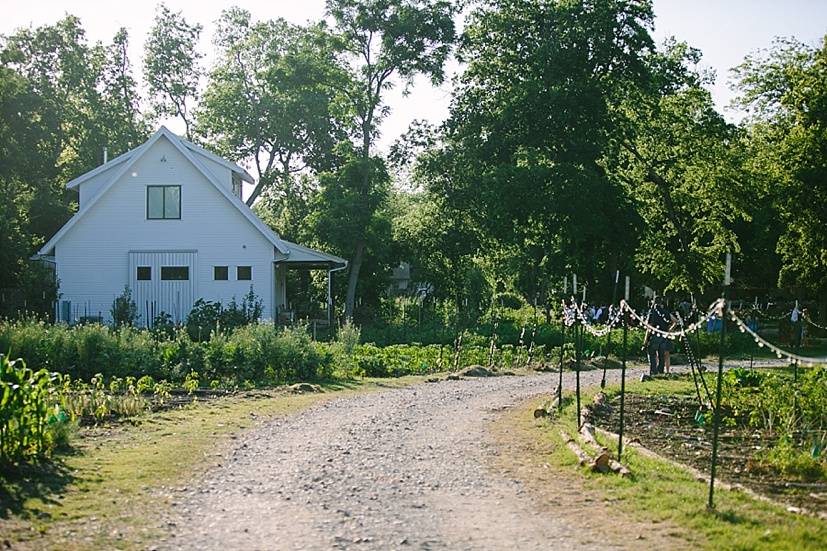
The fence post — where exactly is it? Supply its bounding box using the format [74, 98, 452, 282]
[708, 253, 731, 509]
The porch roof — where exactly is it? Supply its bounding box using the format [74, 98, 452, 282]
[276, 241, 347, 270]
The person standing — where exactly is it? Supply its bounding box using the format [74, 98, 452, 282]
[645, 296, 678, 376]
[791, 303, 802, 347]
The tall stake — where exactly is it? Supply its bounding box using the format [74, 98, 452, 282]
[708, 253, 731, 509]
[618, 277, 630, 460]
[558, 312, 565, 412]
[575, 317, 582, 428]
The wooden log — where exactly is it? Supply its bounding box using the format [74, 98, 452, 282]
[561, 430, 610, 473]
[579, 423, 632, 477]
[579, 423, 601, 448]
[608, 458, 633, 478]
[534, 398, 555, 418]
[533, 387, 560, 418]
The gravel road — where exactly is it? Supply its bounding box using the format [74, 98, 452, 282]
[160, 365, 672, 551]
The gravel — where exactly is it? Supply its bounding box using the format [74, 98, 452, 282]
[160, 366, 653, 550]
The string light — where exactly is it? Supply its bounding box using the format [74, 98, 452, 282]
[729, 308, 824, 367]
[560, 297, 825, 368]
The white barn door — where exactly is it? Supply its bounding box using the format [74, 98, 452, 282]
[130, 251, 197, 326]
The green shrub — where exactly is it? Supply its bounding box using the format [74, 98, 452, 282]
[111, 285, 138, 328]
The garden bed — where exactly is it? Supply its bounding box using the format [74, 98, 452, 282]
[590, 391, 827, 517]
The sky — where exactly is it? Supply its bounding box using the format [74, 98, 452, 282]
[3, 0, 827, 147]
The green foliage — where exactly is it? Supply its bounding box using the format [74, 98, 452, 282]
[336, 319, 361, 356]
[0, 354, 63, 463]
[199, 9, 347, 206]
[766, 437, 825, 481]
[720, 365, 827, 479]
[733, 37, 827, 293]
[111, 285, 139, 328]
[185, 288, 264, 342]
[143, 2, 202, 138]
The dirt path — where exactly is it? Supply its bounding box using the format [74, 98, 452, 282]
[159, 367, 690, 550]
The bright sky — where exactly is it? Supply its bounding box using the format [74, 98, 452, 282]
[3, 0, 827, 145]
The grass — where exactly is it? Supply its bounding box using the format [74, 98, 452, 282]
[0, 376, 426, 550]
[522, 378, 827, 550]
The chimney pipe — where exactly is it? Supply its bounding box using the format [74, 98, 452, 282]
[103, 147, 108, 164]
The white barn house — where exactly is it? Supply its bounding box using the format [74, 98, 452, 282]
[34, 127, 346, 326]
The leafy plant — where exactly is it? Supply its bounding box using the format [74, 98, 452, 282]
[1, 354, 65, 463]
[111, 285, 139, 328]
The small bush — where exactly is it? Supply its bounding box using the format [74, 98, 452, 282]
[111, 285, 139, 328]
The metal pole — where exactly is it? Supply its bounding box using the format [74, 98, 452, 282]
[576, 318, 582, 428]
[558, 316, 565, 412]
[618, 277, 630, 460]
[619, 307, 629, 460]
[708, 253, 731, 509]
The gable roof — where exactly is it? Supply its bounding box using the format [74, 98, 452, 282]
[36, 127, 288, 257]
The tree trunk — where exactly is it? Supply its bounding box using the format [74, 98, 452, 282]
[344, 239, 365, 320]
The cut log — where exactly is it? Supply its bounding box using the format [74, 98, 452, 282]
[561, 430, 610, 473]
[578, 423, 632, 477]
[533, 387, 560, 418]
[608, 458, 633, 478]
[579, 423, 601, 448]
[533, 398, 555, 418]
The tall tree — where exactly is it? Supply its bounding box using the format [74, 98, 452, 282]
[1, 17, 144, 312]
[325, 0, 457, 318]
[99, 28, 149, 155]
[0, 16, 107, 245]
[198, 8, 347, 206]
[732, 36, 827, 308]
[424, 0, 652, 303]
[144, 2, 203, 140]
[611, 40, 750, 295]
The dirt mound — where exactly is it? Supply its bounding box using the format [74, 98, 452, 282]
[458, 365, 497, 377]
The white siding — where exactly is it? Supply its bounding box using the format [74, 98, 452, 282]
[130, 251, 197, 324]
[54, 136, 279, 325]
[77, 172, 110, 209]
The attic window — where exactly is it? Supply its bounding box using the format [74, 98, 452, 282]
[147, 185, 181, 219]
[237, 266, 252, 280]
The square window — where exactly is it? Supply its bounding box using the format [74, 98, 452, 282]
[214, 266, 229, 280]
[147, 185, 181, 219]
[237, 266, 252, 280]
[137, 266, 151, 281]
[161, 266, 189, 281]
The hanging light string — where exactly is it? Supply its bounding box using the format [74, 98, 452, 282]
[729, 308, 827, 367]
[618, 298, 720, 340]
[561, 295, 825, 367]
[561, 305, 577, 328]
[803, 315, 827, 332]
[568, 301, 624, 337]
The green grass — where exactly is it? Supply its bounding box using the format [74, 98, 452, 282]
[534, 380, 827, 550]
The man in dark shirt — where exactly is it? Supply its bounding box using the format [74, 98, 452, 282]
[645, 296, 677, 376]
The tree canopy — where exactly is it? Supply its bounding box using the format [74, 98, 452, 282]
[1, 2, 825, 321]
